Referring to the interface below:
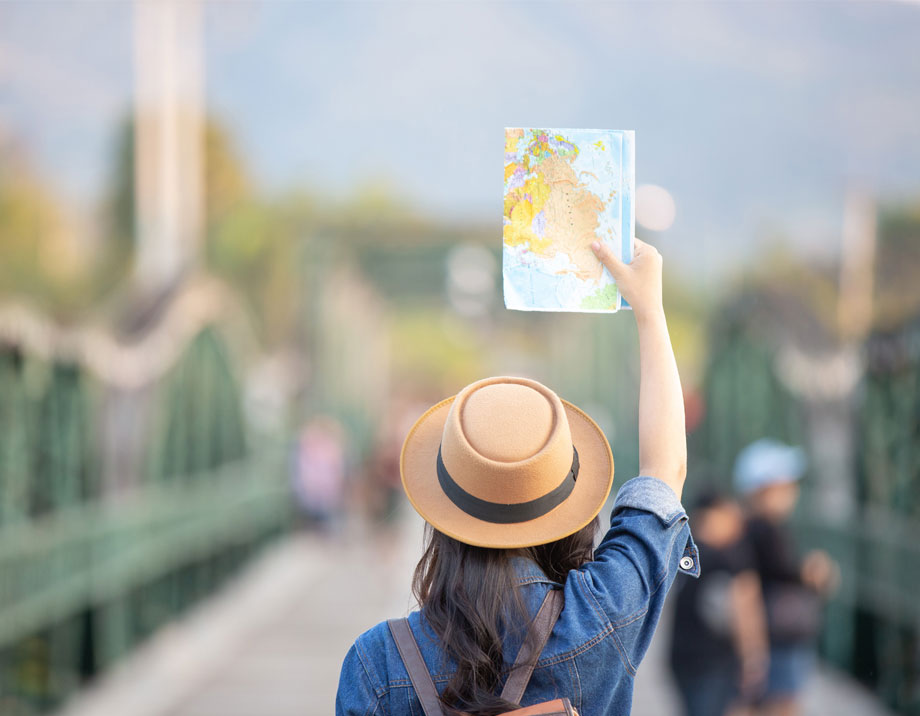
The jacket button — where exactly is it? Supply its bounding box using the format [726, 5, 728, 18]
[679, 556, 694, 571]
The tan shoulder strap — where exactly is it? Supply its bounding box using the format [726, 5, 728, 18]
[389, 589, 564, 713]
[500, 588, 565, 704]
[387, 618, 445, 716]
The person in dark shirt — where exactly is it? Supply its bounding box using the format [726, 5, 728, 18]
[734, 439, 839, 716]
[669, 490, 768, 716]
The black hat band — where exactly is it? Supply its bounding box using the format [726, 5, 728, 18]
[436, 445, 579, 524]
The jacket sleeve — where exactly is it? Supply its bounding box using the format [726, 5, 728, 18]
[574, 475, 699, 675]
[335, 641, 385, 716]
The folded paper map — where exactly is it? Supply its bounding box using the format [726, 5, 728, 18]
[503, 127, 634, 312]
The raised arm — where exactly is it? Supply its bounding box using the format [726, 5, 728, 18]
[591, 238, 687, 499]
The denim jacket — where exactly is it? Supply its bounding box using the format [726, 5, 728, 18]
[336, 476, 699, 716]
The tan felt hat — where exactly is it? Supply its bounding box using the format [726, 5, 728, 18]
[400, 376, 614, 549]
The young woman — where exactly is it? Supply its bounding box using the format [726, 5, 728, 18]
[336, 238, 698, 716]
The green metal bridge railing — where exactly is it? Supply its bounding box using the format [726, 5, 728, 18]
[0, 298, 294, 715]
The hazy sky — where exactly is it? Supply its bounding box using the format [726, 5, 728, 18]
[2, 1, 920, 277]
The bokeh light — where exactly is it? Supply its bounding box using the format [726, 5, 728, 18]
[636, 183, 677, 233]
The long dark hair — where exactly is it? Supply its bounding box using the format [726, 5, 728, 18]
[411, 518, 598, 715]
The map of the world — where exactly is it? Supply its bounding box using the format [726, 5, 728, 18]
[503, 127, 635, 312]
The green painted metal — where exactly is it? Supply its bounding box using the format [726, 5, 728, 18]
[0, 321, 292, 715]
[146, 327, 248, 483]
[690, 322, 804, 486]
[0, 351, 32, 527]
[0, 455, 287, 646]
[846, 321, 920, 714]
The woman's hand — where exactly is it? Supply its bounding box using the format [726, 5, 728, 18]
[590, 238, 663, 322]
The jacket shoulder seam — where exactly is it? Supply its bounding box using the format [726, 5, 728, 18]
[575, 569, 612, 628]
[355, 637, 387, 700]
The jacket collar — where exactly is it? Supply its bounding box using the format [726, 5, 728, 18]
[511, 556, 563, 587]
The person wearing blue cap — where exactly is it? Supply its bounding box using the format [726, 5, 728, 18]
[734, 439, 838, 716]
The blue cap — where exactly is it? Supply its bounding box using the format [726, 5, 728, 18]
[733, 439, 807, 495]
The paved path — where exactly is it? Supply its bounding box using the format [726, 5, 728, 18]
[56, 507, 890, 716]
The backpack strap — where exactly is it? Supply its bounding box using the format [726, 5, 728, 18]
[387, 618, 444, 716]
[388, 588, 565, 713]
[500, 588, 564, 705]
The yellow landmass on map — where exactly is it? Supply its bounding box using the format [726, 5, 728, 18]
[503, 172, 552, 253]
[505, 128, 524, 154]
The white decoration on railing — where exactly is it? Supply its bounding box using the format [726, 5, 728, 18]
[775, 344, 863, 401]
[0, 276, 261, 389]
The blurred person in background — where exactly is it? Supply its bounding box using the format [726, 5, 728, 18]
[291, 415, 348, 533]
[669, 489, 768, 716]
[734, 439, 839, 716]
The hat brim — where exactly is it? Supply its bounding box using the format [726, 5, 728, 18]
[400, 395, 614, 549]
